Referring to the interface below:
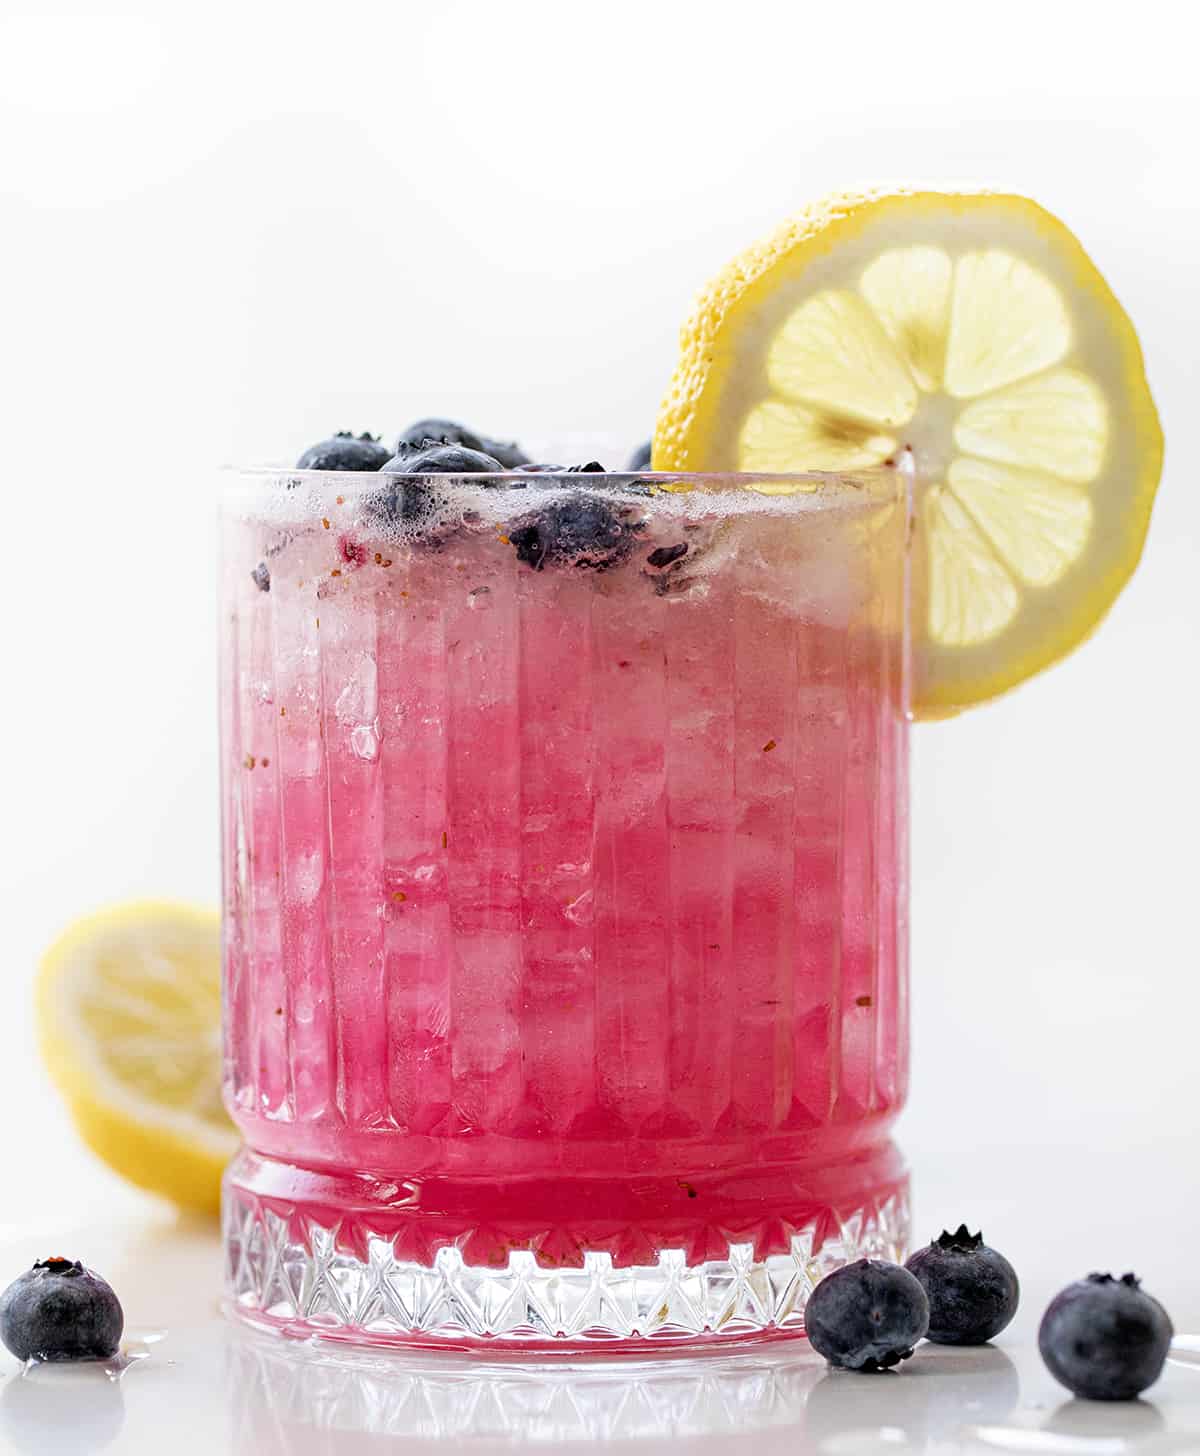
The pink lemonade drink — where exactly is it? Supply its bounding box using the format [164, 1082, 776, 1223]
[220, 466, 911, 1348]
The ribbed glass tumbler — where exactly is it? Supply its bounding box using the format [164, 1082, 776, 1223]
[219, 465, 912, 1349]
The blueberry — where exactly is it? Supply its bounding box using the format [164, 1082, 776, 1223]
[1038, 1272, 1173, 1401]
[509, 492, 635, 571]
[384, 443, 505, 476]
[627, 439, 653, 470]
[805, 1259, 930, 1371]
[395, 418, 487, 454]
[480, 435, 530, 469]
[568, 461, 607, 473]
[394, 419, 528, 468]
[371, 443, 507, 529]
[0, 1258, 124, 1362]
[251, 562, 271, 592]
[368, 475, 431, 526]
[905, 1226, 1019, 1346]
[647, 542, 688, 569]
[295, 432, 390, 471]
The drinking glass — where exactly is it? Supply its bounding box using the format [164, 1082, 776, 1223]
[220, 464, 911, 1348]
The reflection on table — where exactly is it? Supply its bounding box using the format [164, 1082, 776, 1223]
[226, 1332, 1022, 1451]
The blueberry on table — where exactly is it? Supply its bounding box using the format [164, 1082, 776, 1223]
[295, 432, 391, 471]
[905, 1225, 1019, 1345]
[804, 1258, 930, 1371]
[0, 1258, 124, 1361]
[627, 439, 653, 470]
[509, 492, 634, 571]
[1038, 1272, 1173, 1401]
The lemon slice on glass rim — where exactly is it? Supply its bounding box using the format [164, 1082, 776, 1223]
[37, 902, 236, 1213]
[653, 189, 1163, 718]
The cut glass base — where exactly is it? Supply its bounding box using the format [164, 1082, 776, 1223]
[224, 1178, 910, 1350]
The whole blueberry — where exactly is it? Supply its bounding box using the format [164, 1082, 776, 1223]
[250, 562, 271, 592]
[395, 418, 487, 454]
[805, 1259, 930, 1371]
[295, 432, 390, 471]
[372, 443, 506, 529]
[509, 492, 635, 571]
[0, 1258, 124, 1361]
[627, 439, 653, 470]
[393, 419, 528, 468]
[1039, 1273, 1173, 1401]
[905, 1226, 1020, 1345]
[385, 443, 505, 476]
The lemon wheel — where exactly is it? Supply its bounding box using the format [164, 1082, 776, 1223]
[654, 190, 1163, 717]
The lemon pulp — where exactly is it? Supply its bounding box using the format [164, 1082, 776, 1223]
[654, 190, 1163, 716]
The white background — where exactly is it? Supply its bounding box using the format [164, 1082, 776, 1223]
[2, 0, 1198, 1272]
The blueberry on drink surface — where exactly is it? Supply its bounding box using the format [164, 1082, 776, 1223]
[394, 419, 528, 468]
[295, 432, 390, 471]
[627, 439, 653, 470]
[1038, 1272, 1173, 1401]
[804, 1258, 929, 1371]
[905, 1225, 1019, 1345]
[395, 418, 487, 455]
[509, 492, 634, 571]
[384, 443, 505, 476]
[0, 1258, 124, 1362]
[373, 443, 506, 527]
[251, 562, 271, 592]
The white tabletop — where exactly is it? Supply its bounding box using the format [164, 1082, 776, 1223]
[2, 1137, 1197, 1455]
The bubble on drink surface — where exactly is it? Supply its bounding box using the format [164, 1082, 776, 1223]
[229, 471, 900, 609]
[238, 470, 882, 534]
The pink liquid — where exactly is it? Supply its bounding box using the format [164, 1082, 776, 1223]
[220, 470, 909, 1339]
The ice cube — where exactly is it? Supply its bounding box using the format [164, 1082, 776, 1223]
[334, 655, 378, 725]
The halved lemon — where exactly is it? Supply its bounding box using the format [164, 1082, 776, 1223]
[37, 902, 236, 1213]
[653, 189, 1163, 717]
